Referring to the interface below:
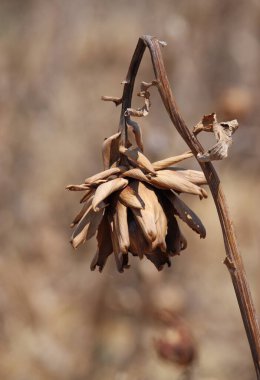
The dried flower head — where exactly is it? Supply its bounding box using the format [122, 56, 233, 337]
[67, 105, 208, 272]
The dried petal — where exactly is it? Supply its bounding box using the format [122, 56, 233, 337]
[92, 178, 128, 211]
[176, 169, 207, 185]
[90, 213, 113, 272]
[120, 146, 156, 174]
[80, 188, 95, 204]
[166, 191, 206, 238]
[152, 152, 193, 170]
[152, 200, 168, 252]
[71, 194, 94, 227]
[85, 166, 124, 184]
[102, 131, 121, 169]
[127, 118, 144, 151]
[66, 184, 90, 191]
[118, 181, 144, 209]
[128, 213, 150, 258]
[165, 215, 186, 256]
[130, 182, 158, 243]
[108, 211, 128, 273]
[122, 168, 149, 182]
[145, 249, 171, 271]
[70, 205, 104, 248]
[112, 200, 130, 254]
[149, 170, 207, 198]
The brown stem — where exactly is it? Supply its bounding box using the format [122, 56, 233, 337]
[120, 35, 260, 378]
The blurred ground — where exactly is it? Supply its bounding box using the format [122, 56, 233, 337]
[0, 1, 260, 379]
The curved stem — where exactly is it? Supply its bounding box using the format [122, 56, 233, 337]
[120, 35, 260, 378]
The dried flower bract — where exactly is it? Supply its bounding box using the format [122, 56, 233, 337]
[67, 81, 208, 272]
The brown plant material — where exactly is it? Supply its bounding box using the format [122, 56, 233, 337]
[67, 35, 260, 377]
[193, 113, 239, 162]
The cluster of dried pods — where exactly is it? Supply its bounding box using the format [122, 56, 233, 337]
[67, 82, 208, 272]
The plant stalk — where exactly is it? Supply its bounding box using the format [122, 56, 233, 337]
[120, 35, 260, 378]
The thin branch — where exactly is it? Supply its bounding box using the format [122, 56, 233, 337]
[119, 35, 260, 378]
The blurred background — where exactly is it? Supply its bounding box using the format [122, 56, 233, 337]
[0, 0, 260, 379]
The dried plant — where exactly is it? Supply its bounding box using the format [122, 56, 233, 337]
[67, 99, 208, 272]
[66, 35, 260, 377]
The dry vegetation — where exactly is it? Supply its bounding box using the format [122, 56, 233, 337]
[0, 1, 260, 379]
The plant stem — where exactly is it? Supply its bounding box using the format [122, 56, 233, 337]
[120, 35, 260, 378]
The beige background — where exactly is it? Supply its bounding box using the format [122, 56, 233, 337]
[0, 1, 260, 379]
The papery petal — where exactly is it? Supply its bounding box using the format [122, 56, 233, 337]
[90, 213, 113, 272]
[122, 168, 149, 182]
[71, 194, 94, 227]
[152, 152, 193, 170]
[172, 169, 207, 185]
[128, 213, 150, 258]
[85, 166, 124, 184]
[108, 211, 129, 273]
[118, 181, 144, 209]
[70, 205, 104, 248]
[130, 182, 158, 243]
[149, 170, 207, 198]
[112, 200, 130, 254]
[102, 132, 121, 169]
[120, 146, 156, 174]
[92, 178, 128, 211]
[166, 191, 206, 238]
[145, 249, 171, 271]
